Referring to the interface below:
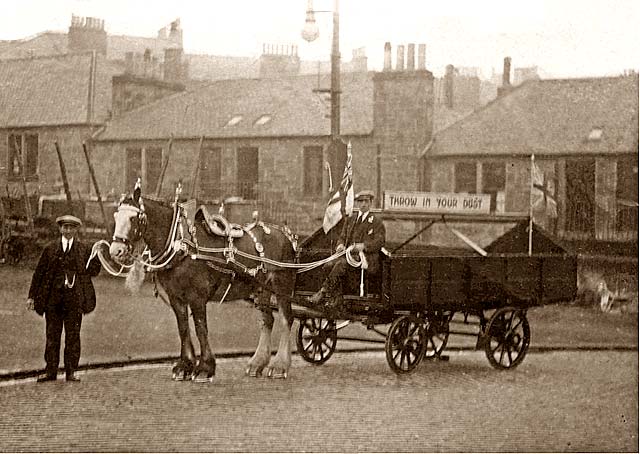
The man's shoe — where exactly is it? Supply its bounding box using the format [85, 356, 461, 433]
[36, 374, 57, 383]
[66, 374, 81, 382]
[308, 287, 327, 305]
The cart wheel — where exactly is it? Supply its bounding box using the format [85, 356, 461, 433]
[296, 318, 337, 365]
[484, 307, 530, 370]
[424, 311, 450, 359]
[385, 315, 427, 374]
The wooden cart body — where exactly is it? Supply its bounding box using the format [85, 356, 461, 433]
[291, 213, 577, 373]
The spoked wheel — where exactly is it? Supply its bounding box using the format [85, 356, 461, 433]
[296, 318, 338, 365]
[424, 311, 451, 359]
[484, 307, 530, 370]
[385, 315, 427, 374]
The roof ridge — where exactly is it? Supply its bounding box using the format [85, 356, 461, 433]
[0, 51, 96, 63]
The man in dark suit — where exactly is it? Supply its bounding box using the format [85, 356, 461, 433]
[26, 214, 101, 383]
[309, 190, 386, 304]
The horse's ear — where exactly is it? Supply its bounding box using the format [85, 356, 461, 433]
[133, 178, 142, 203]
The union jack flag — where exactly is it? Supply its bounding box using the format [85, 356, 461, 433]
[322, 141, 354, 233]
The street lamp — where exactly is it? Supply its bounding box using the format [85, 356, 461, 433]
[301, 0, 341, 141]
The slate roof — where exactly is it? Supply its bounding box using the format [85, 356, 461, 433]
[427, 75, 639, 157]
[0, 53, 123, 127]
[0, 32, 68, 59]
[96, 71, 374, 141]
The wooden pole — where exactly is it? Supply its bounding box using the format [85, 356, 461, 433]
[528, 154, 534, 256]
[54, 141, 74, 211]
[189, 136, 205, 199]
[155, 135, 174, 197]
[12, 136, 34, 234]
[82, 141, 112, 238]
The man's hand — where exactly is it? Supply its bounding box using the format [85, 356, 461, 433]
[354, 243, 365, 252]
[26, 298, 35, 311]
[336, 244, 345, 253]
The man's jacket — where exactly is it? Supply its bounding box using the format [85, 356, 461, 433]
[339, 212, 386, 274]
[28, 238, 101, 316]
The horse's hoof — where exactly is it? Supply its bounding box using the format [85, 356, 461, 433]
[245, 366, 263, 378]
[192, 374, 215, 383]
[267, 368, 288, 379]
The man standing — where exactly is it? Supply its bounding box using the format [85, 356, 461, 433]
[27, 214, 101, 382]
[309, 190, 386, 304]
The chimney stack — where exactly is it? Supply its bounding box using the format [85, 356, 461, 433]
[417, 44, 426, 70]
[396, 45, 405, 71]
[406, 43, 415, 70]
[383, 42, 392, 71]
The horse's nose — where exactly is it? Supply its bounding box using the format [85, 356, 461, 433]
[109, 242, 126, 260]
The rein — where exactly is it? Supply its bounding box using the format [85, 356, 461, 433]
[113, 197, 368, 278]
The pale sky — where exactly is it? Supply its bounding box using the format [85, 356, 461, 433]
[2, 0, 639, 78]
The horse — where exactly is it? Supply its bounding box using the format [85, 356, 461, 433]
[108, 185, 297, 381]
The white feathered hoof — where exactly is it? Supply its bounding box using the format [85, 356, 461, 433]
[245, 366, 264, 378]
[192, 374, 215, 383]
[267, 368, 288, 379]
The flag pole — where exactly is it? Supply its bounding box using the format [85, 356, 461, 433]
[528, 154, 534, 256]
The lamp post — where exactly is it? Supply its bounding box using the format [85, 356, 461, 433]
[301, 0, 340, 141]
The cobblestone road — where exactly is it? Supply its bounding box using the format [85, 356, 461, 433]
[0, 350, 637, 452]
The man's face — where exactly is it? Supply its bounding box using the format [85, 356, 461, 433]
[59, 224, 79, 240]
[357, 197, 372, 213]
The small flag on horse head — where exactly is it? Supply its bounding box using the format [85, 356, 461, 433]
[322, 141, 354, 233]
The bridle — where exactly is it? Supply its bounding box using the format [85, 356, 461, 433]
[112, 198, 148, 247]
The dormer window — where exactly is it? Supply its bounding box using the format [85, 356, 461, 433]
[225, 115, 243, 127]
[254, 114, 272, 126]
[588, 127, 603, 141]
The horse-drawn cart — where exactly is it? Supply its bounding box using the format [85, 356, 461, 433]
[291, 192, 577, 374]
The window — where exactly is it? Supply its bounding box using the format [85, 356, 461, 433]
[225, 115, 243, 127]
[565, 158, 595, 234]
[198, 147, 222, 200]
[126, 147, 166, 193]
[125, 148, 142, 190]
[616, 156, 639, 233]
[482, 161, 506, 212]
[145, 148, 163, 194]
[8, 133, 38, 180]
[237, 147, 258, 199]
[588, 127, 603, 141]
[303, 146, 323, 196]
[454, 162, 476, 193]
[254, 115, 272, 126]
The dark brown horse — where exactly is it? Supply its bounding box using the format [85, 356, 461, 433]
[109, 186, 297, 381]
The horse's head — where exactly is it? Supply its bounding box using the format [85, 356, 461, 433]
[109, 185, 147, 264]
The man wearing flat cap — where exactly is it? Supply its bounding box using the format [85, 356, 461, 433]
[309, 190, 386, 305]
[27, 214, 101, 383]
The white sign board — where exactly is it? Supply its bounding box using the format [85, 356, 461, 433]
[384, 191, 491, 215]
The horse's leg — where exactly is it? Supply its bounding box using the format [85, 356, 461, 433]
[169, 299, 196, 381]
[266, 293, 294, 379]
[190, 300, 216, 383]
[246, 296, 274, 377]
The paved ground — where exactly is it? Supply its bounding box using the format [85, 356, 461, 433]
[1, 263, 637, 452]
[0, 350, 637, 452]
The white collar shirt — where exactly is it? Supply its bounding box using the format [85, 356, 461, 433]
[358, 211, 369, 223]
[62, 237, 74, 253]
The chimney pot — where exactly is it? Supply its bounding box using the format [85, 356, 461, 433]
[383, 42, 392, 71]
[406, 43, 415, 70]
[396, 45, 405, 71]
[417, 44, 426, 70]
[502, 56, 512, 87]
